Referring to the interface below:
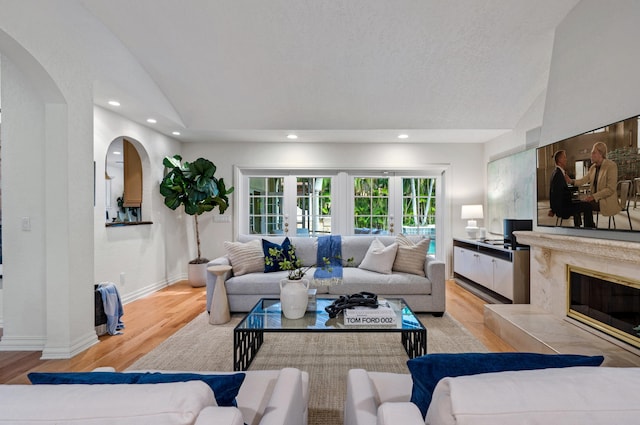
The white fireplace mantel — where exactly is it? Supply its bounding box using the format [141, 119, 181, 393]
[512, 231, 640, 318]
[484, 231, 640, 365]
[514, 231, 640, 264]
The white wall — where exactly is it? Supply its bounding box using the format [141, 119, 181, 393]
[536, 0, 640, 243]
[485, 91, 546, 163]
[0, 40, 96, 357]
[0, 1, 175, 357]
[481, 91, 546, 233]
[1, 57, 47, 345]
[542, 0, 640, 145]
[96, 118, 489, 287]
[5, 0, 640, 358]
[182, 141, 486, 276]
[93, 107, 187, 301]
[483, 0, 640, 244]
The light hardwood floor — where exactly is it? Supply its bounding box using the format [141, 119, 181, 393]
[0, 279, 513, 384]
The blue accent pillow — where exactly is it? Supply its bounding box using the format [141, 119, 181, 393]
[407, 352, 604, 418]
[28, 371, 245, 407]
[262, 237, 296, 273]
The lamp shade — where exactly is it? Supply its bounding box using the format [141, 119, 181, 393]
[461, 204, 484, 220]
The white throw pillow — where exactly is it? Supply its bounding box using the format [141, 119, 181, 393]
[224, 239, 264, 276]
[358, 238, 398, 274]
[392, 234, 429, 276]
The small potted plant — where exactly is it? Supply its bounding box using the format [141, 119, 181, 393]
[116, 195, 126, 221]
[265, 245, 311, 281]
[160, 155, 234, 287]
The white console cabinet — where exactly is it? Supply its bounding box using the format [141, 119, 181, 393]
[453, 238, 530, 303]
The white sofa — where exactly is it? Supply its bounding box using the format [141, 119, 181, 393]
[207, 234, 445, 314]
[0, 367, 309, 425]
[345, 367, 640, 425]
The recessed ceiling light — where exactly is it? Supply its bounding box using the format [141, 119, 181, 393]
[147, 118, 157, 124]
[287, 134, 298, 140]
[113, 151, 121, 155]
[108, 100, 121, 107]
[398, 134, 409, 139]
[172, 131, 181, 136]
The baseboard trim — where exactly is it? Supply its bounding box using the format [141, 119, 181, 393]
[42, 331, 99, 359]
[120, 276, 186, 304]
[0, 335, 46, 351]
[453, 277, 511, 304]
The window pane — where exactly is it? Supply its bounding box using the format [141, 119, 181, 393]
[372, 197, 388, 211]
[354, 177, 390, 234]
[402, 177, 436, 253]
[242, 172, 439, 255]
[354, 197, 370, 211]
[249, 177, 284, 234]
[373, 178, 388, 195]
[296, 177, 332, 236]
[354, 216, 371, 231]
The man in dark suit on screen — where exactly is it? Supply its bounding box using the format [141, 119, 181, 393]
[549, 150, 595, 228]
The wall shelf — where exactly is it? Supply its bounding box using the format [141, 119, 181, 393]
[105, 221, 153, 228]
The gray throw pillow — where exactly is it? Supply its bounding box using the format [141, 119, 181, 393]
[392, 234, 429, 276]
[224, 239, 264, 276]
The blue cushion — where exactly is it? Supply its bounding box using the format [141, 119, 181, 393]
[262, 237, 296, 273]
[407, 352, 604, 418]
[28, 371, 245, 407]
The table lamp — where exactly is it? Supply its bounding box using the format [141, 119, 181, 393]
[461, 204, 483, 239]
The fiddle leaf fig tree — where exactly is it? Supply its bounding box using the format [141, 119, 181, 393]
[160, 155, 234, 264]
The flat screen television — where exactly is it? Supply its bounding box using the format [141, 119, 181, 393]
[536, 115, 639, 232]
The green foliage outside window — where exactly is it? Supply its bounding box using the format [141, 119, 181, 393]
[249, 177, 284, 234]
[354, 178, 389, 232]
[246, 174, 436, 240]
[297, 177, 332, 235]
[402, 178, 436, 227]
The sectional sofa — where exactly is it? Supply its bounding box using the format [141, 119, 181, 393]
[206, 234, 445, 314]
[0, 367, 309, 425]
[345, 366, 640, 425]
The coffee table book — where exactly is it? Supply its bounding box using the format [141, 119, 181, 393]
[343, 300, 397, 325]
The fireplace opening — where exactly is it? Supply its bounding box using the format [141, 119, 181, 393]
[568, 266, 640, 349]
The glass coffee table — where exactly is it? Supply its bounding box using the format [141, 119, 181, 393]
[233, 297, 427, 371]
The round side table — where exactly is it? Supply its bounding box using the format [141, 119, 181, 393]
[207, 265, 232, 325]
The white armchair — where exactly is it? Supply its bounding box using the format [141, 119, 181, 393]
[82, 367, 309, 425]
[122, 367, 310, 425]
[345, 367, 640, 425]
[344, 369, 413, 425]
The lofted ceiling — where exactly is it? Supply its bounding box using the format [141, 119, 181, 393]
[80, 0, 580, 144]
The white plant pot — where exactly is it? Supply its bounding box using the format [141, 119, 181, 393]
[188, 262, 208, 288]
[279, 278, 309, 319]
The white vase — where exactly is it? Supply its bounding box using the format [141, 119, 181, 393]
[188, 263, 208, 288]
[279, 278, 309, 319]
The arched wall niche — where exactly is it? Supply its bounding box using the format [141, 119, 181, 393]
[104, 136, 152, 225]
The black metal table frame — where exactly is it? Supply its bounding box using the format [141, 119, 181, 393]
[233, 298, 427, 371]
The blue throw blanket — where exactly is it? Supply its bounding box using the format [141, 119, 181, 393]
[314, 235, 343, 285]
[97, 282, 125, 335]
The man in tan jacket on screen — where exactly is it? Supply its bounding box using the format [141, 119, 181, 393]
[567, 141, 621, 219]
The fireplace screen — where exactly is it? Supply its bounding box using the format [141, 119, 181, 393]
[568, 266, 640, 349]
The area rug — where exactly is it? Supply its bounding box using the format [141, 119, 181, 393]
[129, 312, 487, 425]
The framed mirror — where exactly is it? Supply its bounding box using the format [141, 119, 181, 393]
[105, 138, 143, 224]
